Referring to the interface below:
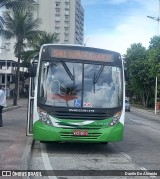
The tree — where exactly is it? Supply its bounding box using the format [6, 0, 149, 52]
[21, 31, 58, 62]
[148, 36, 160, 105]
[0, 2, 41, 105]
[0, 0, 36, 30]
[125, 43, 154, 106]
[148, 36, 160, 79]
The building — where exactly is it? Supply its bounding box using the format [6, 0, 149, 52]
[1, 0, 84, 54]
[0, 46, 17, 91]
[0, 0, 84, 93]
[35, 0, 84, 45]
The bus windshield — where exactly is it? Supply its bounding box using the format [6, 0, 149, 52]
[38, 60, 122, 108]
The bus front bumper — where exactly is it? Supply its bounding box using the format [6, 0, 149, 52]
[33, 120, 124, 143]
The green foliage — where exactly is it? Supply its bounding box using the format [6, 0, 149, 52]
[0, 0, 36, 30]
[125, 36, 160, 107]
[148, 36, 160, 78]
[125, 43, 155, 107]
[20, 31, 58, 68]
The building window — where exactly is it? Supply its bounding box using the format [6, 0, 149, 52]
[64, 27, 69, 32]
[55, 22, 60, 27]
[64, 40, 69, 43]
[65, 2, 69, 9]
[64, 34, 69, 40]
[55, 16, 60, 22]
[56, 2, 60, 7]
[55, 8, 60, 15]
[65, 15, 69, 21]
[65, 10, 69, 15]
[65, 21, 69, 26]
[55, 27, 60, 33]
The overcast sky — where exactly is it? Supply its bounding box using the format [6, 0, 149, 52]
[81, 0, 159, 54]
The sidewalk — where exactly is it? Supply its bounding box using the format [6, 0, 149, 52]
[0, 98, 32, 179]
[3, 98, 28, 112]
[131, 106, 160, 118]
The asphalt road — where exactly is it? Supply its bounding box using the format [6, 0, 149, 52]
[29, 110, 160, 179]
[113, 111, 160, 170]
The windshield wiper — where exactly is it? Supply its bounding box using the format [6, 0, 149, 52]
[93, 63, 105, 93]
[60, 60, 75, 82]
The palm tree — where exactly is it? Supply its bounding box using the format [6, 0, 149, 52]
[21, 31, 58, 62]
[0, 0, 36, 30]
[0, 5, 42, 105]
[0, 0, 36, 8]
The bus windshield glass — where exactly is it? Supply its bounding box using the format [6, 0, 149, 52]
[38, 60, 122, 108]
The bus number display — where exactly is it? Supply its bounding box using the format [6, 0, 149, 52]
[50, 49, 114, 62]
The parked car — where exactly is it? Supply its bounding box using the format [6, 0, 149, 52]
[125, 100, 130, 111]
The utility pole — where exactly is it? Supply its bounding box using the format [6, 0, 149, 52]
[0, 45, 7, 101]
[147, 0, 160, 114]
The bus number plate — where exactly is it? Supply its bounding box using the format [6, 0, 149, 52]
[73, 130, 88, 136]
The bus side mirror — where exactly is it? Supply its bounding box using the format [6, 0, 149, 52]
[28, 64, 36, 77]
[124, 70, 129, 81]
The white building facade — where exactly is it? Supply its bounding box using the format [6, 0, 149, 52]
[0, 0, 84, 86]
[35, 0, 84, 45]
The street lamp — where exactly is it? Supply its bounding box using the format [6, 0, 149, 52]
[147, 0, 160, 114]
[147, 15, 160, 35]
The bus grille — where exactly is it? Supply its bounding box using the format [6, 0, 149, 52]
[59, 132, 102, 140]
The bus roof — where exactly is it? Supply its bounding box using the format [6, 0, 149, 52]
[41, 43, 121, 56]
[40, 44, 122, 63]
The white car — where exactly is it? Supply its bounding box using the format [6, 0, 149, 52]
[125, 100, 130, 111]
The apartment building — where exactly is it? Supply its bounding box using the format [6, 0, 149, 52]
[35, 0, 84, 45]
[0, 0, 84, 90]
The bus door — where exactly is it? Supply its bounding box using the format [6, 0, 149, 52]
[26, 60, 37, 136]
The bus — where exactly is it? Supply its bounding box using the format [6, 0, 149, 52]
[27, 44, 126, 143]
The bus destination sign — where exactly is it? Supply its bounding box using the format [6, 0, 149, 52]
[50, 49, 114, 62]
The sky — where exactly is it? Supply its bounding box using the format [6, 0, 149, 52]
[81, 0, 159, 55]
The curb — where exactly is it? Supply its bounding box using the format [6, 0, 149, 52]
[131, 107, 160, 118]
[21, 138, 34, 179]
[21, 137, 34, 170]
[3, 106, 21, 112]
[3, 105, 28, 112]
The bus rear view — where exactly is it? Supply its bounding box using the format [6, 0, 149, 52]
[30, 45, 125, 143]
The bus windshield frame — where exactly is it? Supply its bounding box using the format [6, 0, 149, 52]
[37, 45, 123, 118]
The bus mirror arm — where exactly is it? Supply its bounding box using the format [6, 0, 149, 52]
[28, 64, 36, 77]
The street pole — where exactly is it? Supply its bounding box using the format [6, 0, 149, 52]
[155, 77, 158, 114]
[5, 46, 7, 99]
[0, 46, 7, 100]
[147, 0, 160, 114]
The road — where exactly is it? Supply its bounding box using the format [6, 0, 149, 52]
[29, 110, 160, 179]
[114, 111, 160, 171]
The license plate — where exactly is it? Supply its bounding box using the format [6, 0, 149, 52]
[73, 130, 88, 136]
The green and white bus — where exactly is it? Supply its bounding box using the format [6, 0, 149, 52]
[27, 44, 126, 143]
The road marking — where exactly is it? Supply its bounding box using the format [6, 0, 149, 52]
[129, 118, 143, 124]
[121, 153, 157, 178]
[140, 167, 147, 170]
[40, 143, 57, 179]
[121, 152, 132, 161]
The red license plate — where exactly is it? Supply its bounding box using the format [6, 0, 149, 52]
[73, 130, 88, 136]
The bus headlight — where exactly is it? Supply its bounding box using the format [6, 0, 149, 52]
[109, 112, 121, 126]
[38, 108, 52, 126]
